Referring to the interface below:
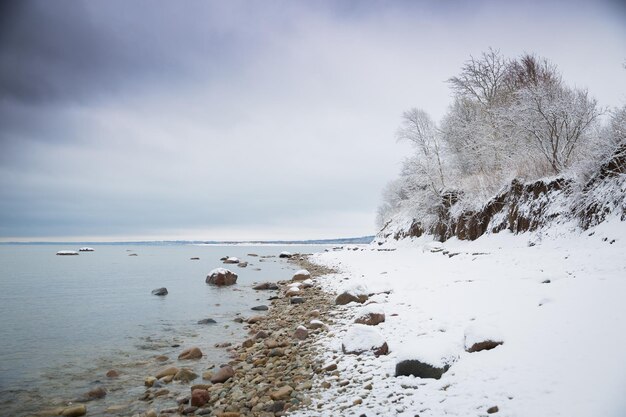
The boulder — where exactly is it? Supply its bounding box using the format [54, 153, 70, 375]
[466, 339, 503, 352]
[155, 366, 179, 379]
[151, 287, 168, 296]
[464, 325, 504, 353]
[105, 369, 119, 378]
[247, 316, 264, 324]
[78, 247, 94, 252]
[294, 325, 308, 340]
[197, 318, 217, 324]
[174, 368, 199, 382]
[355, 312, 385, 326]
[210, 365, 234, 383]
[395, 359, 450, 379]
[237, 261, 248, 267]
[278, 252, 292, 258]
[341, 324, 389, 356]
[85, 386, 106, 400]
[309, 319, 325, 329]
[206, 268, 238, 286]
[253, 282, 278, 290]
[178, 347, 203, 360]
[190, 389, 210, 407]
[251, 305, 268, 311]
[292, 269, 311, 281]
[336, 291, 368, 305]
[61, 405, 86, 417]
[223, 257, 240, 264]
[269, 385, 293, 400]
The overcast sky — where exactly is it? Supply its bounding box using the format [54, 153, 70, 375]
[0, 0, 624, 241]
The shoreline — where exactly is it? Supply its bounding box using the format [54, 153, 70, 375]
[31, 252, 341, 417]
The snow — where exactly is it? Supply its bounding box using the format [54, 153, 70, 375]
[294, 269, 311, 277]
[208, 267, 231, 275]
[341, 324, 385, 354]
[295, 216, 626, 417]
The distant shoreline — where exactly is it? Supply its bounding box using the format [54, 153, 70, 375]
[0, 236, 375, 246]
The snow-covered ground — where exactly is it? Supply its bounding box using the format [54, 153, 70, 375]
[298, 216, 626, 417]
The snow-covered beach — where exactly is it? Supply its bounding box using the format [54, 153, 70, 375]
[296, 217, 626, 417]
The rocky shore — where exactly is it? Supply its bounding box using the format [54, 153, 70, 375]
[34, 254, 343, 417]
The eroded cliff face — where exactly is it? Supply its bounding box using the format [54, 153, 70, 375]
[377, 144, 626, 243]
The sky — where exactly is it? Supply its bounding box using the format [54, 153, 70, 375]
[0, 0, 625, 242]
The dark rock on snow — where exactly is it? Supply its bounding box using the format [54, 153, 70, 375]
[395, 359, 450, 379]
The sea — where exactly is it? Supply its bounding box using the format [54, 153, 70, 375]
[0, 243, 329, 416]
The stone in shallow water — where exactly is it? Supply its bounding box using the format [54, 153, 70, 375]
[197, 318, 217, 324]
[178, 346, 203, 360]
[191, 389, 210, 407]
[61, 405, 86, 417]
[252, 282, 278, 290]
[106, 369, 119, 378]
[151, 287, 168, 296]
[251, 305, 269, 311]
[155, 366, 179, 379]
[206, 268, 238, 286]
[174, 368, 199, 382]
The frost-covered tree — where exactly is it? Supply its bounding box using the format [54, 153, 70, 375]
[396, 108, 447, 193]
[508, 81, 601, 173]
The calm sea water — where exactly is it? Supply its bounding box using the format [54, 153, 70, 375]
[0, 244, 327, 416]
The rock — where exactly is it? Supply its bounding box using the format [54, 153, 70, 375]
[285, 287, 301, 296]
[265, 401, 285, 413]
[191, 389, 210, 407]
[174, 368, 199, 382]
[464, 325, 504, 352]
[145, 410, 157, 417]
[465, 339, 504, 353]
[309, 320, 325, 329]
[190, 257, 200, 260]
[197, 318, 217, 324]
[278, 252, 292, 258]
[252, 282, 278, 290]
[151, 287, 168, 296]
[341, 324, 389, 356]
[247, 315, 264, 324]
[290, 297, 305, 304]
[178, 346, 203, 360]
[177, 394, 191, 405]
[78, 247, 94, 252]
[61, 405, 86, 417]
[56, 250, 79, 256]
[218, 413, 241, 417]
[294, 325, 308, 340]
[309, 309, 321, 317]
[487, 405, 499, 414]
[292, 269, 311, 281]
[155, 366, 179, 379]
[154, 355, 169, 362]
[84, 386, 106, 400]
[251, 305, 268, 311]
[144, 376, 157, 387]
[269, 385, 293, 400]
[223, 257, 240, 264]
[336, 291, 369, 305]
[202, 371, 213, 380]
[355, 312, 385, 326]
[206, 268, 238, 286]
[106, 369, 119, 378]
[237, 261, 248, 267]
[395, 359, 450, 379]
[182, 406, 198, 415]
[248, 253, 258, 257]
[210, 365, 234, 383]
[254, 330, 269, 339]
[242, 339, 255, 348]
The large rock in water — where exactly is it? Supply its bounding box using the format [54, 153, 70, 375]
[395, 359, 450, 379]
[191, 389, 210, 407]
[206, 268, 238, 286]
[178, 346, 203, 360]
[253, 282, 279, 290]
[151, 287, 168, 296]
[341, 324, 389, 356]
